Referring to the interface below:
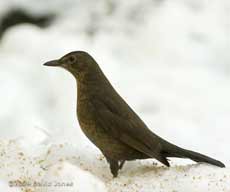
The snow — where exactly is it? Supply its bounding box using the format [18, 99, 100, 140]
[0, 140, 229, 192]
[0, 0, 229, 191]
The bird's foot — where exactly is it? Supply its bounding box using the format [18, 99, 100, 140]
[119, 160, 125, 170]
[106, 157, 119, 178]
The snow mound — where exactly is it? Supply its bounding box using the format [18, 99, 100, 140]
[0, 139, 229, 192]
[110, 165, 230, 192]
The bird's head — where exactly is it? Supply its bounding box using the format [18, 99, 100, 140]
[43, 51, 99, 78]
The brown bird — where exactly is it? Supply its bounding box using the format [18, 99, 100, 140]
[44, 51, 225, 177]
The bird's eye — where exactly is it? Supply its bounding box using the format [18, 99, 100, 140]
[68, 56, 75, 63]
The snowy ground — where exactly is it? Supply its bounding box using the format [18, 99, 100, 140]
[0, 139, 229, 192]
[0, 0, 229, 191]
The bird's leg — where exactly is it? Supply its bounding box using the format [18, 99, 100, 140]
[119, 160, 125, 170]
[106, 158, 119, 177]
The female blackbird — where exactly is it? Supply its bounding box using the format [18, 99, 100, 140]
[44, 51, 225, 177]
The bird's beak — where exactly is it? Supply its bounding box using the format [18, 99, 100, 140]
[43, 60, 61, 67]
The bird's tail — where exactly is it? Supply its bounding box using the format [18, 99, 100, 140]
[160, 141, 225, 168]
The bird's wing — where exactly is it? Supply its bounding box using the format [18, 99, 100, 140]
[90, 97, 167, 164]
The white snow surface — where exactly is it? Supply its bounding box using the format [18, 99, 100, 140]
[0, 0, 229, 191]
[0, 139, 229, 192]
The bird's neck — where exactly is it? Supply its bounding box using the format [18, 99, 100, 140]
[76, 67, 112, 96]
[74, 64, 109, 84]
